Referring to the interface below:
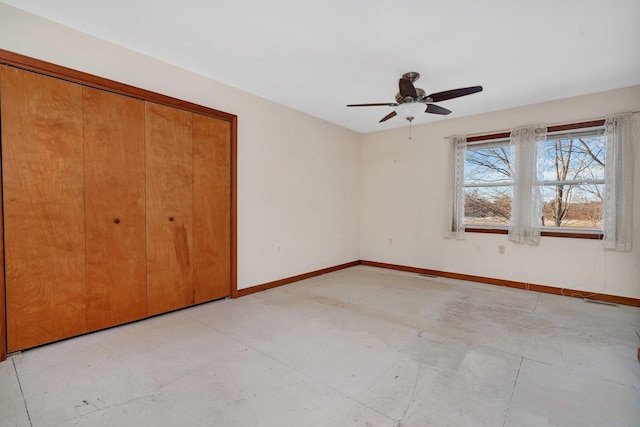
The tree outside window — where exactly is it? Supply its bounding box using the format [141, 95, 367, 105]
[463, 128, 606, 231]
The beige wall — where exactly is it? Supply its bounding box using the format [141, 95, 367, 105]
[361, 86, 640, 298]
[0, 3, 362, 290]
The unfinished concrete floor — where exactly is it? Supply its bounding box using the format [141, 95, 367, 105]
[1, 266, 639, 426]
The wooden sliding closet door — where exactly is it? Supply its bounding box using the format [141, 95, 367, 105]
[193, 114, 231, 303]
[146, 103, 194, 315]
[84, 87, 147, 331]
[1, 66, 86, 352]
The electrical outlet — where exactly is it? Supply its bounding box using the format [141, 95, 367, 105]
[499, 245, 505, 254]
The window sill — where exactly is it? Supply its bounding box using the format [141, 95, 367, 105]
[464, 227, 603, 240]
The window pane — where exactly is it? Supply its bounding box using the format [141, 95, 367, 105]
[465, 144, 513, 185]
[464, 186, 512, 226]
[541, 184, 603, 228]
[540, 135, 606, 183]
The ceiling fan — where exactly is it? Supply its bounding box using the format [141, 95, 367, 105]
[347, 72, 483, 123]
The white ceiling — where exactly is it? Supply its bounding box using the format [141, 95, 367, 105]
[3, 0, 640, 134]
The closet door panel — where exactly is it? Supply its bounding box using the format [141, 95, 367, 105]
[1, 66, 86, 352]
[146, 103, 194, 315]
[84, 87, 147, 331]
[193, 115, 231, 303]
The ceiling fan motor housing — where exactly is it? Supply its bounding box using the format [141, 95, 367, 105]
[396, 88, 427, 104]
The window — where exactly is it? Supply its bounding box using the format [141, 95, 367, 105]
[461, 121, 607, 236]
[464, 139, 512, 227]
[449, 114, 634, 247]
[539, 130, 606, 229]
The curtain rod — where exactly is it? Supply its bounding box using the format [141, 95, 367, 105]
[444, 110, 640, 140]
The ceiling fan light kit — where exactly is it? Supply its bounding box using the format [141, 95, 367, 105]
[347, 71, 483, 125]
[395, 102, 426, 122]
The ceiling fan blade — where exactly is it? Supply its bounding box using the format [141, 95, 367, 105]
[427, 86, 483, 103]
[399, 78, 418, 99]
[346, 102, 398, 107]
[379, 111, 397, 122]
[425, 104, 452, 115]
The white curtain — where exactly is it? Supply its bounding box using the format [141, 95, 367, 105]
[444, 135, 466, 239]
[603, 113, 636, 251]
[509, 125, 547, 244]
